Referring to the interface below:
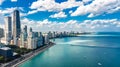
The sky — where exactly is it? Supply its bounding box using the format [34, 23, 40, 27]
[0, 0, 120, 32]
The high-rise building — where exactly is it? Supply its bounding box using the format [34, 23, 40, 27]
[4, 16, 12, 45]
[12, 10, 21, 45]
[27, 28, 37, 49]
[48, 31, 52, 38]
[20, 32, 25, 48]
[0, 28, 4, 43]
[20, 25, 28, 48]
[43, 34, 49, 45]
[37, 32, 43, 47]
[52, 32, 56, 38]
[30, 27, 32, 32]
[23, 25, 28, 41]
[23, 25, 27, 33]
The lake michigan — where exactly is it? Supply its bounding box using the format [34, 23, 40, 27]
[19, 32, 120, 67]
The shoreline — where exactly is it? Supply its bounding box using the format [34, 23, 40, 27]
[14, 43, 54, 67]
[2, 43, 55, 67]
[1, 36, 78, 67]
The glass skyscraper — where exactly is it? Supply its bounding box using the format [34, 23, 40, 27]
[12, 10, 21, 45]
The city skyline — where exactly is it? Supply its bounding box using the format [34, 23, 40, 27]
[0, 1, 120, 67]
[0, 0, 120, 32]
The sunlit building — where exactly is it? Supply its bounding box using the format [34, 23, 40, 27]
[4, 16, 12, 45]
[43, 34, 49, 45]
[12, 10, 21, 45]
[27, 28, 37, 49]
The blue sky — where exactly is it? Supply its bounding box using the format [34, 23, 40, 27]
[0, 0, 120, 32]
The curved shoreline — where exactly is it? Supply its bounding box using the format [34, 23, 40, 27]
[12, 45, 53, 67]
[1, 43, 54, 67]
[14, 44, 54, 67]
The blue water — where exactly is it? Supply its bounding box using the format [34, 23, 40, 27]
[19, 32, 120, 67]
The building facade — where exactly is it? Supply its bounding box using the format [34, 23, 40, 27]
[12, 10, 21, 45]
[0, 28, 4, 43]
[0, 47, 13, 58]
[43, 34, 49, 45]
[4, 16, 12, 45]
[37, 32, 43, 47]
[27, 28, 37, 49]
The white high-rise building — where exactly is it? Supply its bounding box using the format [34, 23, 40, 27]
[43, 34, 49, 45]
[20, 25, 28, 48]
[20, 32, 24, 48]
[4, 16, 12, 45]
[27, 28, 37, 49]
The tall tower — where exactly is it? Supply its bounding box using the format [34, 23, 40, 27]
[27, 27, 37, 49]
[0, 28, 4, 43]
[19, 25, 27, 48]
[4, 16, 12, 45]
[23, 25, 28, 41]
[23, 25, 27, 33]
[12, 10, 21, 45]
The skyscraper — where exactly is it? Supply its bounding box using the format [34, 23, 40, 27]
[0, 28, 4, 43]
[27, 27, 37, 49]
[4, 16, 12, 45]
[12, 10, 21, 45]
[43, 34, 49, 45]
[30, 27, 32, 32]
[23, 25, 28, 41]
[23, 25, 27, 33]
[37, 32, 43, 47]
[20, 25, 28, 48]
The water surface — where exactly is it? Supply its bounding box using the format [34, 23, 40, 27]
[19, 32, 120, 67]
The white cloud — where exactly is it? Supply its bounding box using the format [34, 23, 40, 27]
[0, 14, 4, 28]
[88, 13, 94, 18]
[11, 0, 17, 2]
[82, 0, 92, 3]
[0, 7, 16, 15]
[107, 6, 120, 13]
[27, 9, 45, 15]
[20, 12, 27, 17]
[69, 10, 73, 14]
[1, 15, 120, 32]
[21, 18, 81, 32]
[27, 10, 38, 15]
[0, 7, 26, 17]
[50, 11, 67, 18]
[0, 0, 4, 5]
[71, 0, 120, 17]
[81, 19, 120, 32]
[21, 18, 120, 32]
[29, 0, 120, 17]
[29, 0, 83, 14]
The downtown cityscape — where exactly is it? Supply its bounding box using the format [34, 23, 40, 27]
[0, 0, 120, 67]
[0, 10, 79, 67]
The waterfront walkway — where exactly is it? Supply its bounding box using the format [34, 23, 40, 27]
[1, 42, 54, 67]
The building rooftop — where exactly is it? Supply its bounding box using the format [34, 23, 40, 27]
[0, 43, 5, 48]
[0, 47, 11, 50]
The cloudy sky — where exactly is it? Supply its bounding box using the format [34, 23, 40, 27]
[0, 0, 120, 32]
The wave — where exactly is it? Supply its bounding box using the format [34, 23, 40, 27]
[71, 45, 120, 49]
